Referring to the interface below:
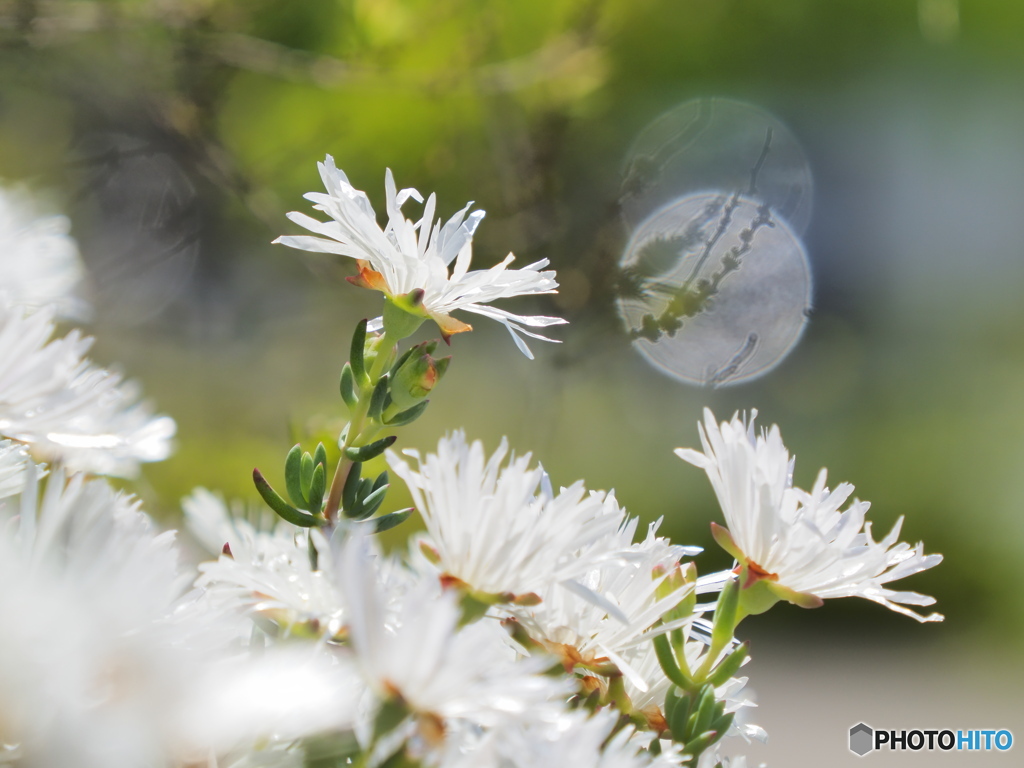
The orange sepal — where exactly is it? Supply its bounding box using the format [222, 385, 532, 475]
[346, 262, 389, 293]
[433, 313, 472, 342]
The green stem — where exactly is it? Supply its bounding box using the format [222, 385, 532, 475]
[323, 332, 395, 522]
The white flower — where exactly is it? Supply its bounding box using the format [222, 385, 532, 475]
[388, 431, 629, 602]
[185, 488, 345, 636]
[0, 183, 88, 320]
[675, 409, 943, 622]
[177, 645, 361, 755]
[0, 439, 41, 500]
[335, 530, 567, 730]
[450, 708, 684, 768]
[0, 300, 175, 476]
[274, 156, 567, 357]
[0, 468, 336, 766]
[510, 519, 698, 709]
[0, 467, 185, 767]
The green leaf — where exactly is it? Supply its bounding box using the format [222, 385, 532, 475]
[388, 344, 417, 378]
[351, 319, 368, 384]
[313, 442, 328, 470]
[712, 711, 735, 736]
[253, 468, 323, 528]
[308, 533, 319, 571]
[668, 687, 693, 742]
[664, 685, 679, 725]
[707, 641, 749, 687]
[342, 462, 362, 513]
[300, 451, 314, 498]
[654, 632, 691, 689]
[344, 435, 397, 462]
[384, 400, 429, 427]
[308, 462, 327, 513]
[689, 684, 717, 737]
[284, 444, 305, 507]
[711, 577, 739, 656]
[683, 729, 721, 759]
[339, 362, 358, 409]
[368, 374, 390, 422]
[358, 483, 389, 519]
[371, 508, 412, 533]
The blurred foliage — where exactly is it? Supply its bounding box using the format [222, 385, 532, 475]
[2, 0, 1023, 646]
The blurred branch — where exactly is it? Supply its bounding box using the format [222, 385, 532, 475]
[0, 0, 604, 96]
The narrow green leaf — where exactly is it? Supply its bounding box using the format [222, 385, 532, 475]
[344, 477, 370, 519]
[300, 452, 314, 498]
[359, 483, 389, 519]
[339, 363, 358, 409]
[388, 344, 417, 378]
[253, 468, 322, 528]
[707, 641, 749, 688]
[669, 688, 693, 742]
[711, 577, 739, 656]
[712, 699, 726, 723]
[371, 508, 412, 533]
[284, 444, 305, 507]
[351, 319, 368, 384]
[308, 534, 319, 571]
[664, 685, 679, 725]
[313, 442, 328, 470]
[341, 462, 362, 513]
[372, 470, 389, 492]
[344, 435, 398, 462]
[346, 477, 377, 520]
[690, 685, 717, 737]
[368, 374, 390, 422]
[308, 463, 326, 513]
[384, 400, 429, 427]
[712, 712, 735, 737]
[654, 632, 691, 689]
[683, 729, 721, 759]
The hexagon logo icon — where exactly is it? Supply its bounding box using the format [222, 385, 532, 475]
[850, 723, 874, 756]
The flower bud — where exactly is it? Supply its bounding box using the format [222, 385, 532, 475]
[388, 341, 450, 410]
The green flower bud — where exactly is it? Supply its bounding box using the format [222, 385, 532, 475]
[388, 341, 451, 411]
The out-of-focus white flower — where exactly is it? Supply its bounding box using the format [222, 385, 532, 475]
[0, 184, 88, 320]
[274, 156, 566, 357]
[335, 530, 568, 731]
[177, 645, 362, 755]
[0, 438, 40, 499]
[388, 431, 629, 603]
[449, 708, 684, 768]
[675, 409, 943, 622]
[1, 468, 341, 767]
[510, 519, 698, 709]
[186, 488, 345, 636]
[697, 755, 756, 768]
[0, 467, 187, 767]
[0, 300, 175, 477]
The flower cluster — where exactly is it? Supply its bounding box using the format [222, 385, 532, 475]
[0, 164, 942, 768]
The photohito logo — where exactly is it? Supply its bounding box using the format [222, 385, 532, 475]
[849, 723, 1013, 756]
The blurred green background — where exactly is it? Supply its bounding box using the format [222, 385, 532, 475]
[2, 0, 1022, 760]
